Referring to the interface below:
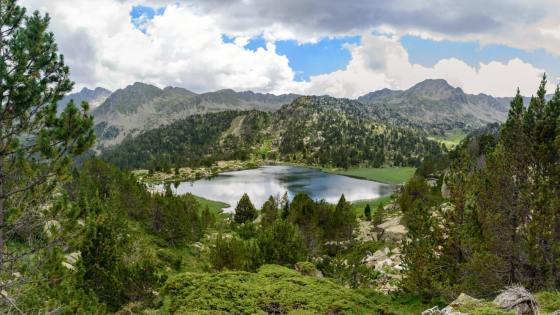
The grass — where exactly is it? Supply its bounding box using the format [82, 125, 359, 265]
[536, 291, 560, 314]
[429, 128, 467, 149]
[352, 195, 393, 217]
[192, 194, 229, 215]
[328, 167, 416, 185]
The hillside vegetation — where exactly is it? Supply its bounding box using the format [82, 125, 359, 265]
[102, 96, 446, 170]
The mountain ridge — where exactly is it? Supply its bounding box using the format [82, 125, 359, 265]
[82, 78, 541, 150]
[58, 86, 112, 113]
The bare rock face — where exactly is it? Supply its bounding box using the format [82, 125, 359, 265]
[493, 286, 539, 315]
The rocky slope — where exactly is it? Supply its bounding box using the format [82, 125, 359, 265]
[90, 78, 533, 150]
[92, 82, 299, 149]
[358, 79, 511, 134]
[101, 95, 446, 170]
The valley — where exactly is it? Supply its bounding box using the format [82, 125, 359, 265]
[3, 1, 560, 313]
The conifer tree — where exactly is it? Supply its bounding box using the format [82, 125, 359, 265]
[363, 204, 371, 221]
[331, 194, 356, 242]
[280, 192, 290, 219]
[0, 0, 95, 309]
[261, 195, 278, 226]
[234, 193, 257, 224]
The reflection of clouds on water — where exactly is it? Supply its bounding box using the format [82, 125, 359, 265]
[168, 165, 394, 212]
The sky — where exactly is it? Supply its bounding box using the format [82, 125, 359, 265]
[20, 0, 560, 98]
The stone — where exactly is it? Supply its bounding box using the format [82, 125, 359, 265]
[377, 216, 407, 242]
[493, 286, 539, 315]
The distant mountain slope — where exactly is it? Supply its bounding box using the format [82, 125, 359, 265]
[58, 87, 111, 113]
[92, 78, 536, 151]
[101, 95, 446, 170]
[357, 79, 511, 134]
[92, 83, 299, 150]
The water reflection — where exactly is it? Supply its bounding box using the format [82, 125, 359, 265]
[164, 165, 394, 212]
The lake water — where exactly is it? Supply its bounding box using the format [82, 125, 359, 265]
[167, 165, 394, 212]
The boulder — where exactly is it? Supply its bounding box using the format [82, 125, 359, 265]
[362, 247, 403, 271]
[377, 216, 407, 242]
[493, 286, 539, 315]
[362, 247, 389, 267]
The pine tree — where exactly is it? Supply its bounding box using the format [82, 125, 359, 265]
[201, 206, 216, 229]
[330, 194, 356, 242]
[79, 195, 128, 310]
[261, 195, 278, 226]
[0, 0, 95, 309]
[364, 204, 371, 221]
[400, 177, 445, 298]
[234, 193, 257, 224]
[257, 220, 306, 266]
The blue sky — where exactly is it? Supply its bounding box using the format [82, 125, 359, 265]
[130, 5, 165, 32]
[401, 36, 560, 81]
[240, 36, 361, 81]
[219, 31, 560, 84]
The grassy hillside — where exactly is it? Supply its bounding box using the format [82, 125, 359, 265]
[330, 167, 416, 184]
[102, 96, 446, 171]
[192, 195, 229, 215]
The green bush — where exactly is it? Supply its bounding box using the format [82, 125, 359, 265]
[160, 265, 386, 314]
[257, 220, 306, 266]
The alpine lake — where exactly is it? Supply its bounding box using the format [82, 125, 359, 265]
[160, 165, 395, 212]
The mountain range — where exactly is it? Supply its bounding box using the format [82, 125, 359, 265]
[357, 79, 510, 133]
[61, 79, 524, 150]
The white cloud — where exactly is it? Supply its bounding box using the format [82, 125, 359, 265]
[300, 34, 548, 98]
[21, 0, 296, 93]
[20, 0, 555, 98]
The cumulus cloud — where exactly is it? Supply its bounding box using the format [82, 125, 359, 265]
[21, 0, 296, 93]
[167, 0, 560, 55]
[19, 0, 557, 98]
[301, 34, 547, 98]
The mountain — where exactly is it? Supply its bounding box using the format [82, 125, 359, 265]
[92, 82, 299, 150]
[101, 95, 446, 170]
[357, 79, 511, 134]
[92, 78, 530, 151]
[58, 87, 112, 113]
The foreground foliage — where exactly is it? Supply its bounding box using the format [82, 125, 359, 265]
[401, 76, 560, 299]
[160, 265, 388, 314]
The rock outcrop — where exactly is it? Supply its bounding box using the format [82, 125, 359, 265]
[376, 216, 407, 242]
[493, 286, 539, 315]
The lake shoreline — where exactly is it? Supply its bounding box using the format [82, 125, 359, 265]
[133, 160, 415, 186]
[155, 165, 395, 212]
